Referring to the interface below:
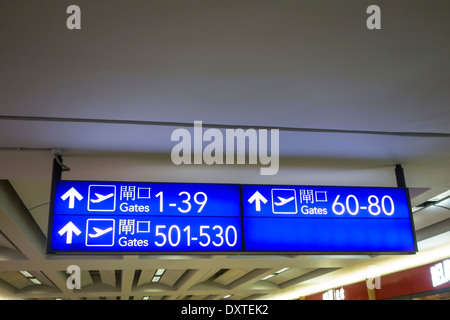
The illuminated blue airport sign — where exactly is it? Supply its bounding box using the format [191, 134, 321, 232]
[49, 181, 242, 252]
[242, 185, 417, 252]
[48, 181, 417, 254]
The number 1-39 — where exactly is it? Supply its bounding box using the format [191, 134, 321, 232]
[155, 191, 208, 213]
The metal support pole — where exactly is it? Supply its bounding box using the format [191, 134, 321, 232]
[52, 155, 63, 182]
[395, 164, 407, 188]
[395, 164, 418, 252]
[46, 155, 63, 253]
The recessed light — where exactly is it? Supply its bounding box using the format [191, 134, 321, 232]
[29, 278, 41, 285]
[261, 274, 275, 280]
[223, 294, 232, 299]
[143, 296, 150, 300]
[275, 268, 290, 274]
[19, 271, 33, 278]
[429, 190, 450, 202]
[152, 276, 161, 282]
[155, 269, 165, 276]
[414, 190, 450, 212]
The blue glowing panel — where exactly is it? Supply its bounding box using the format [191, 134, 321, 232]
[48, 181, 242, 253]
[242, 185, 417, 253]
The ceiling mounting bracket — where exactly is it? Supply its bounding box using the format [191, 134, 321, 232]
[51, 148, 71, 172]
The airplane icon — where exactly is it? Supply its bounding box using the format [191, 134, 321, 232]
[90, 193, 114, 203]
[274, 196, 295, 206]
[271, 188, 297, 214]
[86, 218, 115, 246]
[88, 185, 116, 212]
[88, 227, 113, 238]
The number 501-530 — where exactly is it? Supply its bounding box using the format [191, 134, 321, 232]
[154, 225, 238, 248]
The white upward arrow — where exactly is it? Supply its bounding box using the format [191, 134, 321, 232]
[248, 191, 268, 212]
[61, 187, 83, 209]
[58, 221, 82, 244]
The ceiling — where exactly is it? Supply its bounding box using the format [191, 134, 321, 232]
[0, 0, 449, 300]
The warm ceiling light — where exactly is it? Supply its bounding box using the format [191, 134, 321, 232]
[267, 242, 450, 300]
